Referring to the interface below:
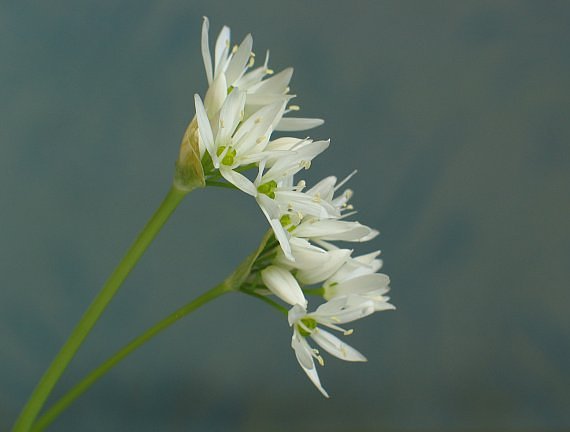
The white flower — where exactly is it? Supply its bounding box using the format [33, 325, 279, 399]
[275, 238, 351, 284]
[200, 17, 324, 131]
[288, 300, 374, 397]
[322, 250, 394, 311]
[194, 89, 285, 195]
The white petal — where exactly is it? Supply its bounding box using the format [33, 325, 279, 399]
[337, 274, 390, 295]
[295, 220, 378, 242]
[235, 65, 267, 90]
[314, 298, 375, 324]
[218, 88, 246, 143]
[307, 176, 337, 201]
[249, 67, 293, 95]
[263, 140, 329, 182]
[288, 304, 307, 326]
[296, 249, 352, 285]
[291, 331, 329, 398]
[256, 194, 294, 261]
[214, 26, 231, 76]
[311, 328, 367, 362]
[194, 94, 216, 160]
[265, 137, 305, 152]
[245, 92, 293, 106]
[233, 102, 285, 154]
[204, 73, 228, 115]
[225, 34, 253, 84]
[276, 117, 324, 132]
[291, 329, 314, 369]
[219, 166, 256, 196]
[201, 17, 213, 84]
[275, 190, 339, 219]
[261, 266, 307, 307]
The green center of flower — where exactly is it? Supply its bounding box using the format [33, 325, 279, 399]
[279, 214, 297, 232]
[279, 214, 292, 227]
[257, 180, 278, 199]
[297, 317, 317, 337]
[216, 146, 237, 166]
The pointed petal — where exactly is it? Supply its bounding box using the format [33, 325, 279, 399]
[225, 34, 253, 84]
[194, 94, 215, 159]
[307, 176, 337, 201]
[218, 88, 246, 143]
[233, 102, 285, 154]
[288, 304, 307, 326]
[294, 220, 378, 242]
[275, 190, 339, 219]
[219, 166, 256, 195]
[314, 297, 376, 324]
[204, 73, 228, 115]
[276, 117, 324, 132]
[201, 17, 213, 84]
[214, 26, 231, 76]
[257, 194, 294, 261]
[333, 274, 390, 297]
[296, 249, 351, 285]
[291, 331, 330, 398]
[311, 328, 367, 362]
[249, 67, 293, 95]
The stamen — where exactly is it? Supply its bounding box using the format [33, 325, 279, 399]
[288, 105, 300, 111]
[232, 44, 238, 54]
[265, 68, 274, 75]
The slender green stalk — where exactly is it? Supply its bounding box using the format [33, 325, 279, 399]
[242, 290, 288, 315]
[13, 185, 190, 432]
[32, 283, 229, 431]
[28, 228, 273, 430]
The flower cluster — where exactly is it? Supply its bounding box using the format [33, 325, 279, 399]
[185, 18, 394, 397]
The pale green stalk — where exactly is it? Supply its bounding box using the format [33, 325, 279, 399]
[13, 185, 191, 432]
[31, 283, 229, 431]
[28, 229, 274, 430]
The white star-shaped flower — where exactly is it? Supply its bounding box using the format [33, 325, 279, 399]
[288, 300, 375, 397]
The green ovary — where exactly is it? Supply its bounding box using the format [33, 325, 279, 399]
[216, 146, 237, 166]
[297, 317, 317, 337]
[257, 180, 278, 199]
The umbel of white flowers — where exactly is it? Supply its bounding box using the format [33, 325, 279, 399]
[179, 17, 394, 397]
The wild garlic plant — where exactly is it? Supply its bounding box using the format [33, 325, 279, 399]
[13, 17, 394, 431]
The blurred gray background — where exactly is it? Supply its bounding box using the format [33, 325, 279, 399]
[1, 1, 569, 431]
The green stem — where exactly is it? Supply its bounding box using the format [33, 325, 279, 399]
[242, 290, 288, 315]
[205, 179, 238, 189]
[31, 283, 229, 431]
[13, 185, 190, 432]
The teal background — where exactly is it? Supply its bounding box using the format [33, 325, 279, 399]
[1, 1, 569, 430]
